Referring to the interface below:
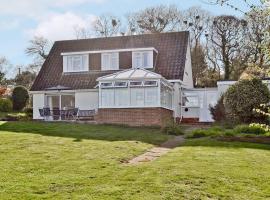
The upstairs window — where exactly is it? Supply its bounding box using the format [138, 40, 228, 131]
[63, 54, 89, 72]
[132, 51, 153, 69]
[101, 52, 119, 71]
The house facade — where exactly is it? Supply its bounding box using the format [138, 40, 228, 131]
[30, 31, 196, 126]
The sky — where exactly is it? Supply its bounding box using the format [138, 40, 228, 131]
[0, 0, 263, 76]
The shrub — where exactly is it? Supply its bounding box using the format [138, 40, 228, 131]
[162, 121, 184, 135]
[24, 107, 33, 118]
[224, 78, 270, 123]
[0, 98, 12, 112]
[187, 126, 223, 138]
[12, 86, 29, 111]
[223, 130, 236, 137]
[210, 95, 226, 122]
[188, 129, 209, 138]
[5, 113, 28, 121]
[234, 124, 266, 135]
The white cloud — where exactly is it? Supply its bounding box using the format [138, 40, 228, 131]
[0, 0, 104, 18]
[27, 12, 97, 41]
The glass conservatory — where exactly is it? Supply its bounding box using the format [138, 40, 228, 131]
[97, 69, 173, 110]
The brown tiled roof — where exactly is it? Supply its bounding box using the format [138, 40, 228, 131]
[30, 31, 189, 91]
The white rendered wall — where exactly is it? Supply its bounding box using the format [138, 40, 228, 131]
[172, 82, 181, 118]
[181, 107, 200, 118]
[75, 91, 99, 110]
[182, 41, 194, 88]
[33, 93, 45, 119]
[217, 81, 236, 97]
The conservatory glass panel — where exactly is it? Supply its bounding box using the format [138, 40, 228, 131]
[115, 88, 129, 106]
[130, 88, 144, 106]
[101, 89, 114, 107]
[145, 87, 158, 106]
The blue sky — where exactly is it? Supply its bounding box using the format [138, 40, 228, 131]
[0, 0, 261, 75]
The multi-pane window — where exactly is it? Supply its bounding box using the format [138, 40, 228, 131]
[101, 89, 114, 107]
[130, 88, 144, 106]
[182, 92, 199, 107]
[115, 89, 129, 106]
[101, 53, 119, 71]
[144, 80, 158, 87]
[145, 87, 158, 106]
[63, 55, 88, 72]
[129, 81, 143, 87]
[114, 81, 128, 88]
[132, 51, 153, 69]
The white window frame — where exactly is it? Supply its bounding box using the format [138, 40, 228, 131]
[100, 82, 114, 88]
[143, 80, 158, 87]
[63, 54, 88, 73]
[114, 81, 128, 88]
[129, 81, 143, 87]
[101, 52, 119, 71]
[132, 51, 153, 69]
[182, 94, 200, 108]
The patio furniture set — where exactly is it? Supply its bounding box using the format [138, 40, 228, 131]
[39, 108, 95, 121]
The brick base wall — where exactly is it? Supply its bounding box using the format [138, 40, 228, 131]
[181, 118, 199, 123]
[97, 108, 173, 127]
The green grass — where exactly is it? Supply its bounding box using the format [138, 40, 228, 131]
[0, 121, 270, 199]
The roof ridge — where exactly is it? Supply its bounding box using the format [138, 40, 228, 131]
[55, 31, 189, 43]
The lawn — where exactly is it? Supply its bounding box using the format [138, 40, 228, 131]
[0, 122, 270, 199]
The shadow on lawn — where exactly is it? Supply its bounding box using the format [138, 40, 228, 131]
[0, 121, 168, 145]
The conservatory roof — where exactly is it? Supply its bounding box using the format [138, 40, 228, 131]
[97, 68, 163, 81]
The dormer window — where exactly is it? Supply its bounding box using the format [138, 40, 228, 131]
[101, 52, 119, 71]
[63, 54, 88, 72]
[132, 51, 153, 69]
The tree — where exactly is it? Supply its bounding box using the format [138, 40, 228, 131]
[92, 15, 121, 37]
[209, 15, 247, 80]
[25, 36, 50, 71]
[14, 71, 36, 89]
[196, 69, 220, 87]
[0, 56, 10, 85]
[12, 86, 29, 111]
[181, 7, 211, 48]
[126, 5, 181, 34]
[244, 9, 270, 67]
[73, 25, 92, 39]
[239, 65, 270, 80]
[191, 44, 208, 86]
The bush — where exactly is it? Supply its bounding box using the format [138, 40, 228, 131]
[5, 113, 28, 121]
[210, 95, 226, 122]
[188, 129, 209, 138]
[187, 126, 223, 138]
[234, 124, 266, 135]
[162, 121, 184, 135]
[0, 98, 12, 112]
[12, 86, 29, 111]
[224, 78, 270, 123]
[24, 107, 33, 118]
[223, 129, 236, 137]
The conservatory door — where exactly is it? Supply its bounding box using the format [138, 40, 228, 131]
[199, 90, 218, 122]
